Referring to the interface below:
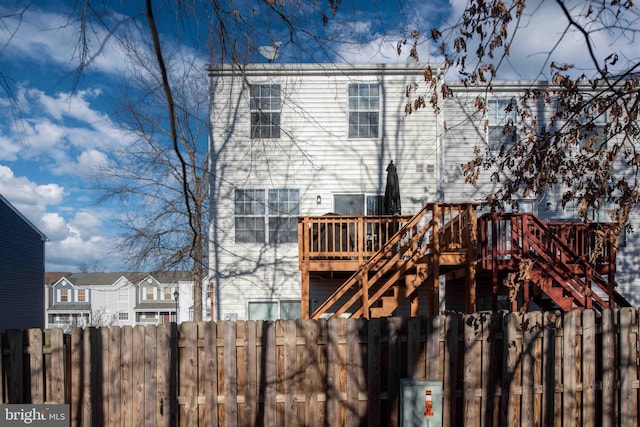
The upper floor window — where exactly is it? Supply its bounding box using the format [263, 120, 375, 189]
[348, 83, 379, 138]
[250, 84, 281, 139]
[163, 287, 172, 300]
[145, 287, 154, 300]
[77, 289, 86, 302]
[234, 189, 299, 243]
[487, 98, 517, 150]
[59, 289, 68, 302]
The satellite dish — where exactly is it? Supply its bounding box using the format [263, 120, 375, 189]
[258, 42, 282, 63]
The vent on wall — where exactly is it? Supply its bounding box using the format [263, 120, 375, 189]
[416, 164, 435, 173]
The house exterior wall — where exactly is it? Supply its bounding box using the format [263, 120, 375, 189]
[440, 81, 640, 306]
[0, 195, 46, 330]
[208, 63, 442, 320]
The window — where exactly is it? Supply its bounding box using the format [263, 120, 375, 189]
[163, 287, 172, 300]
[487, 98, 517, 150]
[248, 300, 301, 320]
[334, 194, 384, 216]
[235, 189, 265, 243]
[250, 84, 281, 138]
[235, 189, 299, 243]
[268, 189, 299, 243]
[145, 287, 154, 300]
[118, 312, 129, 321]
[77, 289, 86, 302]
[348, 83, 379, 138]
[59, 289, 68, 302]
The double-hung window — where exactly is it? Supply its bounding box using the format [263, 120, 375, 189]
[250, 84, 281, 138]
[235, 189, 299, 243]
[348, 83, 379, 138]
[77, 289, 86, 302]
[487, 98, 517, 150]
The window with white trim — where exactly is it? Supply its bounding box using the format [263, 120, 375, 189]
[77, 289, 86, 302]
[348, 83, 379, 138]
[250, 84, 281, 138]
[59, 289, 68, 302]
[234, 189, 299, 243]
[487, 98, 517, 150]
[118, 312, 129, 321]
[248, 300, 301, 320]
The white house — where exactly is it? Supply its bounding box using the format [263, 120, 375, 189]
[208, 63, 442, 320]
[45, 271, 201, 331]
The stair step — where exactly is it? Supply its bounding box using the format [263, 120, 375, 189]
[544, 286, 575, 311]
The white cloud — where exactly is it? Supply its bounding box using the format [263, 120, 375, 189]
[40, 212, 70, 241]
[0, 165, 64, 211]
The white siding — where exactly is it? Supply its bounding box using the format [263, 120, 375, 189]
[209, 64, 441, 320]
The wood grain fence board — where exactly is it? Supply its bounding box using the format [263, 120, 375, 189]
[221, 321, 237, 427]
[131, 326, 146, 427]
[619, 308, 637, 425]
[521, 312, 542, 427]
[581, 309, 596, 427]
[100, 327, 110, 426]
[553, 315, 563, 427]
[562, 310, 578, 427]
[443, 314, 459, 427]
[69, 328, 81, 426]
[345, 318, 362, 427]
[282, 320, 296, 427]
[120, 326, 133, 427]
[463, 314, 481, 427]
[426, 316, 440, 381]
[481, 314, 498, 427]
[367, 317, 381, 427]
[600, 309, 616, 427]
[387, 317, 402, 427]
[156, 323, 172, 427]
[144, 325, 158, 427]
[243, 321, 257, 426]
[541, 312, 557, 427]
[109, 326, 122, 427]
[325, 318, 340, 426]
[407, 317, 421, 379]
[179, 322, 197, 427]
[47, 328, 65, 403]
[263, 320, 277, 427]
[315, 319, 329, 426]
[503, 313, 519, 427]
[300, 319, 319, 426]
[236, 321, 246, 425]
[202, 321, 218, 426]
[27, 329, 43, 404]
[7, 329, 23, 403]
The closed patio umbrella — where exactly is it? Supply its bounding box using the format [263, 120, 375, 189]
[384, 160, 401, 215]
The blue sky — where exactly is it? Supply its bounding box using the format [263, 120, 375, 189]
[0, 0, 637, 272]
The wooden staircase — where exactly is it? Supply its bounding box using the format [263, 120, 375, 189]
[307, 203, 477, 319]
[479, 213, 631, 313]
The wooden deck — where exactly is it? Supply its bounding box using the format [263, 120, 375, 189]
[298, 203, 630, 319]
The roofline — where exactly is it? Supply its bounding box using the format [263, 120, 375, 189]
[0, 194, 48, 241]
[207, 62, 445, 78]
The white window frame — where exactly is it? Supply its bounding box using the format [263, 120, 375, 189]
[250, 84, 281, 139]
[348, 83, 380, 138]
[235, 189, 299, 243]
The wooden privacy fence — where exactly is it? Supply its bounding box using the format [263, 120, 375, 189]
[1, 309, 640, 426]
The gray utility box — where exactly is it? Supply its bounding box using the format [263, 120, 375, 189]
[399, 379, 443, 427]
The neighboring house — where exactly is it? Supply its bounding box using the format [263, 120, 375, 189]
[440, 80, 639, 307]
[0, 194, 47, 330]
[45, 271, 203, 331]
[208, 63, 441, 320]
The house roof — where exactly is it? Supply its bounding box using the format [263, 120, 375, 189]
[45, 272, 70, 285]
[0, 193, 48, 241]
[65, 271, 192, 287]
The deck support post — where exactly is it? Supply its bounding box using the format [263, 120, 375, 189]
[428, 204, 441, 316]
[301, 268, 310, 319]
[464, 204, 478, 314]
